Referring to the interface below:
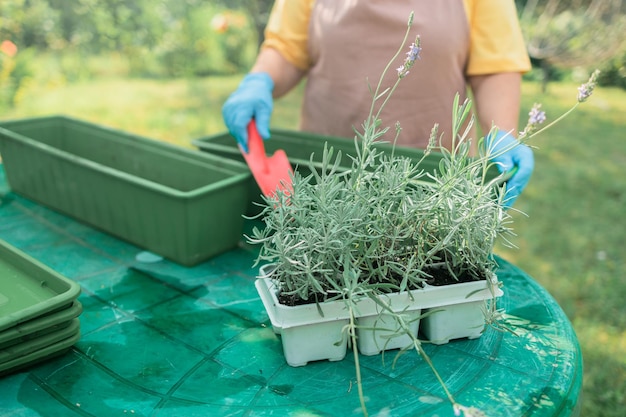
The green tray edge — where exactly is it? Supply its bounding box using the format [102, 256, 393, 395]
[0, 300, 83, 346]
[0, 330, 80, 376]
[0, 318, 80, 362]
[0, 240, 81, 332]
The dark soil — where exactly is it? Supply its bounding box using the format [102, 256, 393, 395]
[277, 265, 488, 307]
[423, 266, 486, 286]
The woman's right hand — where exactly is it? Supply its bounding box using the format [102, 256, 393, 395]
[221, 72, 274, 153]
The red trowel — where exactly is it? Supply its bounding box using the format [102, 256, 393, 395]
[241, 120, 293, 198]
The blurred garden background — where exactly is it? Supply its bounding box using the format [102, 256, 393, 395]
[1, 1, 625, 416]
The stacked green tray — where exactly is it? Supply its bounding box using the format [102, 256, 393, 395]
[0, 240, 82, 376]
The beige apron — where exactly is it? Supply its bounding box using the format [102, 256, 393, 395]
[302, 0, 471, 149]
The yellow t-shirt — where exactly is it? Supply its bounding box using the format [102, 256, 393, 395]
[263, 0, 531, 74]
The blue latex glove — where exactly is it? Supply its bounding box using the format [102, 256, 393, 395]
[221, 72, 274, 153]
[487, 130, 534, 208]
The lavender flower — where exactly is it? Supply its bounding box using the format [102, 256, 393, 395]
[397, 36, 421, 78]
[519, 103, 546, 139]
[577, 69, 600, 103]
[426, 123, 439, 154]
[528, 104, 546, 125]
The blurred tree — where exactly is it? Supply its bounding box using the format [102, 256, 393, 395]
[45, 0, 164, 52]
[520, 0, 626, 91]
[0, 1, 25, 43]
[597, 47, 626, 89]
[155, 1, 258, 76]
[215, 0, 273, 49]
[1, 0, 61, 49]
[1, 0, 271, 78]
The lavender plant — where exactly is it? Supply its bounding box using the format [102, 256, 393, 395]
[248, 11, 599, 417]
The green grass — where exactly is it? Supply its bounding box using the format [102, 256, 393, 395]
[500, 81, 626, 417]
[1, 75, 303, 148]
[2, 75, 625, 417]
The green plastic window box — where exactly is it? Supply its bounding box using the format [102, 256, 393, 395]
[193, 128, 448, 173]
[0, 116, 252, 266]
[192, 129, 505, 213]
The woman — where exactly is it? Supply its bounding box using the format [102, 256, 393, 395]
[222, 0, 533, 206]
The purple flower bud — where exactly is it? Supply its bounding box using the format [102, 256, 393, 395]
[528, 105, 546, 125]
[577, 70, 600, 103]
[397, 36, 421, 79]
[397, 66, 409, 78]
[519, 103, 546, 139]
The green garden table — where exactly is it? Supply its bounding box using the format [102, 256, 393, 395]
[0, 165, 582, 417]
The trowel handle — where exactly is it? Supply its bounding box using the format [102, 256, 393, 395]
[247, 120, 266, 154]
[246, 119, 269, 172]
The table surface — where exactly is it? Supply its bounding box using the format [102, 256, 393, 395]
[0, 165, 582, 417]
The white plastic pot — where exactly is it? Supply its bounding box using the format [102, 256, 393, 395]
[255, 264, 503, 366]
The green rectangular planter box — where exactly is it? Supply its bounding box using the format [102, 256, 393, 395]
[0, 116, 252, 266]
[192, 129, 504, 213]
[193, 128, 450, 172]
